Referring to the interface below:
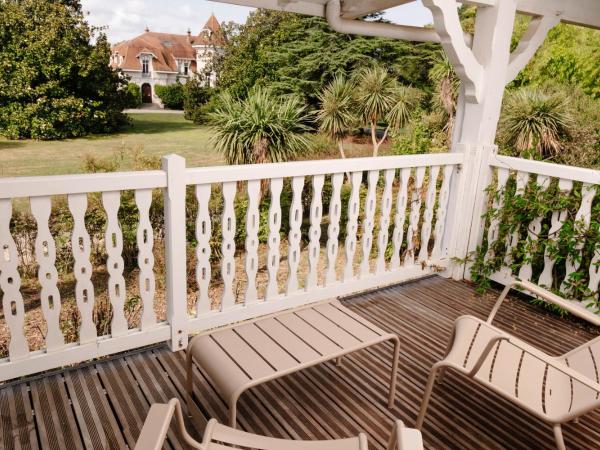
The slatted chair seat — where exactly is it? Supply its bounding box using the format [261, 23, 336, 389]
[417, 280, 600, 450]
[186, 299, 401, 427]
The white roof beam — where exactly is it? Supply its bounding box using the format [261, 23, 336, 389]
[343, 0, 497, 20]
[516, 0, 600, 29]
[210, 0, 326, 17]
[211, 0, 600, 30]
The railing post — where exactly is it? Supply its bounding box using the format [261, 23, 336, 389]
[162, 154, 189, 351]
[441, 143, 496, 280]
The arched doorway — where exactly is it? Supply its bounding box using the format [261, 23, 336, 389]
[141, 83, 152, 103]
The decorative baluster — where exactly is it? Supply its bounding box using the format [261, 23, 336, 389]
[245, 180, 260, 305]
[102, 191, 127, 337]
[376, 169, 395, 274]
[221, 182, 237, 310]
[0, 199, 28, 359]
[359, 170, 379, 277]
[307, 175, 324, 289]
[502, 171, 530, 277]
[134, 189, 156, 330]
[518, 175, 550, 282]
[484, 168, 510, 262]
[539, 179, 573, 288]
[325, 173, 343, 286]
[30, 196, 64, 350]
[404, 167, 426, 266]
[418, 166, 441, 262]
[560, 183, 596, 294]
[195, 184, 212, 315]
[68, 194, 96, 344]
[266, 178, 283, 300]
[344, 172, 362, 281]
[587, 243, 600, 309]
[391, 168, 410, 269]
[431, 165, 455, 260]
[286, 176, 304, 294]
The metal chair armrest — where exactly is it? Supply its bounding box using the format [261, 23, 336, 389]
[134, 399, 204, 450]
[487, 280, 600, 327]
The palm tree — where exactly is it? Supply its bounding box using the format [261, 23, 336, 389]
[316, 75, 356, 160]
[354, 66, 421, 156]
[355, 66, 398, 156]
[209, 88, 311, 166]
[429, 51, 460, 143]
[499, 88, 574, 159]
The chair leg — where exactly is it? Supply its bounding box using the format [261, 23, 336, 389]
[416, 366, 440, 430]
[228, 401, 238, 428]
[553, 424, 566, 450]
[388, 337, 401, 409]
[185, 344, 195, 417]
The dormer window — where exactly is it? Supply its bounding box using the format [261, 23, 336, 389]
[177, 60, 190, 76]
[142, 58, 149, 74]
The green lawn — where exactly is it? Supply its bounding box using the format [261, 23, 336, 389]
[0, 113, 224, 177]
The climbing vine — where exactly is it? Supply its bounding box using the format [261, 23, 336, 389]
[470, 174, 600, 308]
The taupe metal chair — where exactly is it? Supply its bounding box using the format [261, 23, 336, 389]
[417, 280, 600, 450]
[135, 398, 423, 450]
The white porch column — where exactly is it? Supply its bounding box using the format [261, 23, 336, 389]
[425, 0, 560, 279]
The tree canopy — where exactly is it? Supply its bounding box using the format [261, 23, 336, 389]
[219, 10, 438, 107]
[0, 0, 128, 140]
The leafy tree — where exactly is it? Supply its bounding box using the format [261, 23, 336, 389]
[498, 87, 574, 158]
[209, 88, 311, 166]
[219, 10, 437, 107]
[515, 24, 600, 99]
[183, 78, 213, 123]
[316, 75, 356, 159]
[0, 0, 128, 140]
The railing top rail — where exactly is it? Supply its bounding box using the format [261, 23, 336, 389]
[491, 155, 600, 185]
[0, 171, 167, 199]
[185, 153, 464, 185]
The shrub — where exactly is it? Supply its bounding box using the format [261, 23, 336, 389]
[155, 83, 185, 110]
[124, 83, 142, 108]
[183, 79, 213, 121]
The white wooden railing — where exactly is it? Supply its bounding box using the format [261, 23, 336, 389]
[480, 155, 600, 304]
[0, 153, 462, 381]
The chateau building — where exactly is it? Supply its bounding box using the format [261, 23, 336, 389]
[110, 14, 224, 106]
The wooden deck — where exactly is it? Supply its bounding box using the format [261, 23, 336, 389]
[2, 276, 600, 449]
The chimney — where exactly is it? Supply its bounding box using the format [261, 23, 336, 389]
[144, 25, 150, 32]
[187, 28, 192, 42]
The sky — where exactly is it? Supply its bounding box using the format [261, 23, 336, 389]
[80, 0, 433, 44]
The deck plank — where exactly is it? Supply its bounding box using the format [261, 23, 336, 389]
[1, 276, 600, 449]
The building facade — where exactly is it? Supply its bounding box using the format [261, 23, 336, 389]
[110, 14, 224, 107]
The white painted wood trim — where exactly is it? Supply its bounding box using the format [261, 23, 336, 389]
[0, 171, 166, 199]
[186, 154, 463, 185]
[0, 199, 28, 360]
[30, 196, 65, 351]
[506, 14, 561, 83]
[135, 189, 157, 331]
[422, 0, 484, 102]
[161, 155, 189, 351]
[195, 184, 212, 315]
[0, 324, 170, 382]
[490, 155, 600, 185]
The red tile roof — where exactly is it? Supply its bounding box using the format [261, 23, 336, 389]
[111, 15, 225, 73]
